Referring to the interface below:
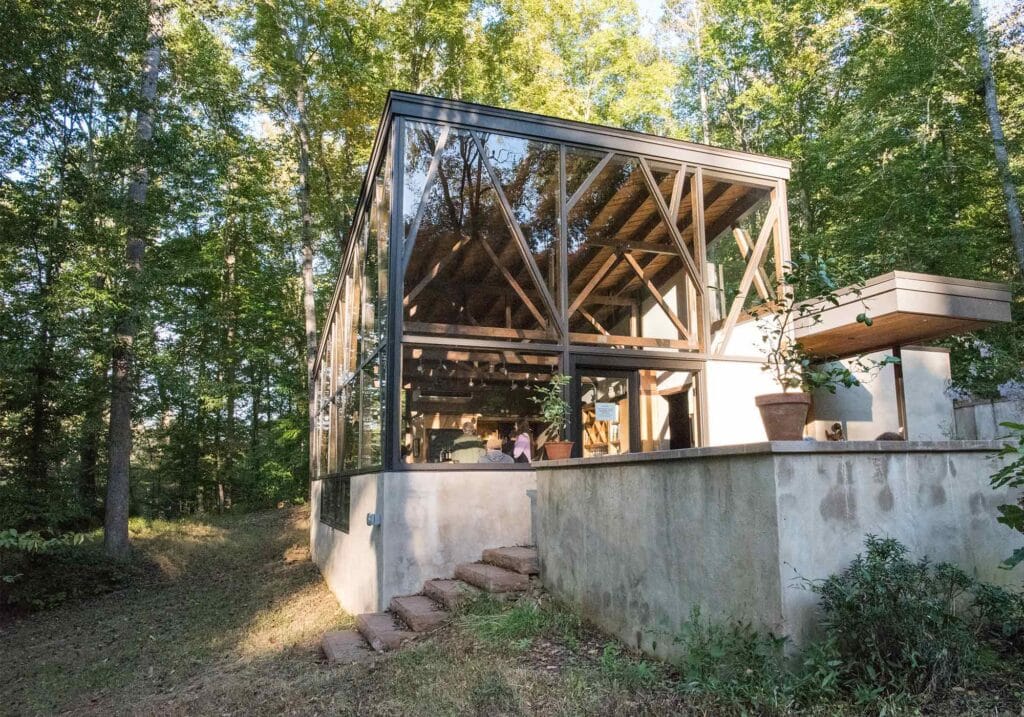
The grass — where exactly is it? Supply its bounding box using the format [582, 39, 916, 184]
[3, 507, 1023, 716]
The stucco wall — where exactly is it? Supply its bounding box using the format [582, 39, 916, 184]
[535, 443, 1022, 658]
[311, 469, 536, 614]
[955, 397, 1024, 440]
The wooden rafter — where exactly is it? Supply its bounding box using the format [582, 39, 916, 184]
[577, 306, 611, 335]
[403, 234, 471, 306]
[621, 251, 693, 342]
[714, 197, 780, 355]
[638, 157, 703, 295]
[568, 252, 620, 316]
[733, 227, 772, 300]
[475, 233, 548, 328]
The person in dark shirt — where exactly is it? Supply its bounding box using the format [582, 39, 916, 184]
[479, 435, 514, 464]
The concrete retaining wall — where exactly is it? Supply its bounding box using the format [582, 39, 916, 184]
[955, 397, 1024, 440]
[311, 468, 536, 614]
[535, 442, 1023, 658]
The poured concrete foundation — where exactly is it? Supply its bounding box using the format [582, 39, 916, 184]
[534, 442, 1023, 657]
[311, 468, 536, 614]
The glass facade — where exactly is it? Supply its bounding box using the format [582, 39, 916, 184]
[311, 96, 789, 478]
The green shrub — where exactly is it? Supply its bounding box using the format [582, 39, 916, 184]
[0, 538, 155, 612]
[598, 642, 658, 689]
[811, 535, 1016, 695]
[460, 597, 582, 647]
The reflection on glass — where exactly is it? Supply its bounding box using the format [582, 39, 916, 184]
[359, 349, 385, 467]
[403, 121, 444, 236]
[403, 126, 556, 339]
[401, 346, 559, 464]
[703, 176, 773, 351]
[566, 152, 698, 349]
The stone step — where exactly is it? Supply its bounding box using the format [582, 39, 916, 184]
[321, 629, 376, 664]
[355, 611, 417, 652]
[482, 546, 539, 575]
[423, 578, 481, 611]
[389, 594, 449, 632]
[455, 562, 530, 593]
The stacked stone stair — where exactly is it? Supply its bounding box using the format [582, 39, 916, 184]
[321, 545, 539, 663]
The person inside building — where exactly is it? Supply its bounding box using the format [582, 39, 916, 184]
[512, 418, 532, 464]
[478, 434, 514, 464]
[451, 420, 486, 463]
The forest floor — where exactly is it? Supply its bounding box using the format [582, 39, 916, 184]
[3, 507, 1023, 716]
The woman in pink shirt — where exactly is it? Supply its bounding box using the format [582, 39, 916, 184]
[512, 419, 532, 464]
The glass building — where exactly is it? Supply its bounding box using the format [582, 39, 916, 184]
[311, 92, 792, 512]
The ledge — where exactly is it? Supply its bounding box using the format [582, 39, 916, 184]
[532, 440, 1005, 470]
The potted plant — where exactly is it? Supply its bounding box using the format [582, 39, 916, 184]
[529, 373, 574, 459]
[754, 254, 897, 440]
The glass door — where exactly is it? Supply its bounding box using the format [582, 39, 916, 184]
[575, 370, 635, 457]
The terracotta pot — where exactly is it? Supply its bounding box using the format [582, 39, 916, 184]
[544, 440, 575, 460]
[755, 392, 811, 441]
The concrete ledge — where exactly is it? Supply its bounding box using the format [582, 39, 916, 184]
[535, 440, 1004, 470]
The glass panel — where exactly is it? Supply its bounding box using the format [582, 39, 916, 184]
[363, 153, 391, 362]
[638, 369, 699, 451]
[341, 377, 360, 471]
[579, 373, 630, 458]
[478, 132, 559, 298]
[402, 121, 444, 238]
[565, 146, 605, 199]
[403, 127, 555, 340]
[316, 340, 331, 476]
[326, 327, 339, 474]
[567, 154, 699, 349]
[359, 349, 385, 468]
[400, 346, 560, 464]
[344, 240, 362, 380]
[702, 176, 774, 354]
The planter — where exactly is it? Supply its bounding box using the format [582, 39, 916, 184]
[544, 440, 575, 460]
[755, 392, 811, 440]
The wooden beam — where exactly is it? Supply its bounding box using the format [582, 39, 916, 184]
[473, 133, 562, 335]
[621, 251, 693, 342]
[638, 157, 703, 295]
[586, 238, 679, 256]
[404, 322, 551, 341]
[577, 306, 611, 335]
[403, 234, 471, 306]
[669, 164, 687, 220]
[569, 332, 698, 350]
[732, 227, 772, 300]
[476, 233, 548, 328]
[715, 198, 780, 355]
[569, 252, 620, 316]
[566, 151, 615, 212]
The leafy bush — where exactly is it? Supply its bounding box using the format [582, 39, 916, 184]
[599, 642, 658, 689]
[0, 536, 155, 612]
[811, 535, 1021, 695]
[990, 421, 1024, 567]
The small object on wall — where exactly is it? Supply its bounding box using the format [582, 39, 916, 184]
[826, 422, 845, 441]
[366, 512, 382, 526]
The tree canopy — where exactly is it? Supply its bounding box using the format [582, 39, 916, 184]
[1, 0, 1021, 534]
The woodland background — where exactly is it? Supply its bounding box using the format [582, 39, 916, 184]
[2, 0, 1022, 536]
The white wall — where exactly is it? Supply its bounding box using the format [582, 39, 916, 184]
[705, 359, 778, 445]
[902, 347, 955, 439]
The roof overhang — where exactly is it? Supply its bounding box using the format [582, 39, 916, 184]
[795, 271, 1012, 358]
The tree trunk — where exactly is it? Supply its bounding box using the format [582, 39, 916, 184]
[296, 78, 318, 385]
[694, 0, 710, 145]
[970, 0, 1024, 275]
[104, 0, 162, 558]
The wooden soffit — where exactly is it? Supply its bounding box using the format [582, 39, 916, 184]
[794, 271, 1012, 358]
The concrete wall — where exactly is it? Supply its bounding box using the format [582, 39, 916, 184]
[535, 443, 1022, 658]
[955, 397, 1024, 440]
[810, 346, 954, 441]
[311, 469, 536, 614]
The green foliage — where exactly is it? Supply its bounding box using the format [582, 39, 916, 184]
[460, 596, 582, 647]
[528, 372, 572, 438]
[755, 254, 898, 393]
[598, 642, 659, 689]
[990, 421, 1024, 567]
[810, 535, 1016, 694]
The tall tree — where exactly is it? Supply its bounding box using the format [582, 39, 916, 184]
[970, 0, 1024, 277]
[105, 0, 163, 557]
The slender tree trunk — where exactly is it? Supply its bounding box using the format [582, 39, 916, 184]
[296, 78, 318, 384]
[222, 249, 236, 512]
[694, 0, 710, 145]
[105, 0, 162, 557]
[970, 0, 1024, 275]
